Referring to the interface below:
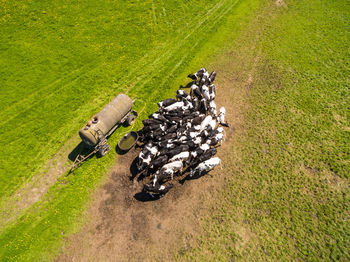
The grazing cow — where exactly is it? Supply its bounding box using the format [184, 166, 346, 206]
[188, 68, 206, 81]
[165, 115, 182, 124]
[190, 143, 210, 159]
[151, 128, 165, 138]
[191, 84, 203, 99]
[137, 151, 152, 171]
[200, 115, 213, 131]
[183, 136, 202, 149]
[192, 114, 205, 125]
[187, 130, 200, 139]
[149, 155, 168, 170]
[176, 90, 190, 101]
[183, 100, 194, 110]
[200, 98, 208, 113]
[192, 98, 200, 111]
[209, 71, 216, 83]
[156, 141, 176, 149]
[202, 126, 223, 138]
[164, 101, 185, 112]
[189, 157, 221, 177]
[183, 115, 195, 123]
[218, 106, 229, 127]
[206, 133, 224, 146]
[159, 160, 183, 180]
[159, 144, 189, 158]
[165, 124, 178, 134]
[157, 132, 177, 141]
[209, 100, 217, 117]
[209, 119, 217, 130]
[146, 123, 164, 131]
[176, 126, 188, 136]
[199, 71, 210, 87]
[142, 119, 163, 126]
[169, 151, 190, 163]
[190, 148, 217, 167]
[201, 85, 211, 101]
[158, 98, 177, 108]
[144, 183, 173, 195]
[209, 84, 216, 100]
[151, 113, 168, 123]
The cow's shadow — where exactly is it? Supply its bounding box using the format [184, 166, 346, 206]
[133, 192, 163, 202]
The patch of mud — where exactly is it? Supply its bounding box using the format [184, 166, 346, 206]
[57, 148, 220, 261]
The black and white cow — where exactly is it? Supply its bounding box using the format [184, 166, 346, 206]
[189, 157, 221, 178]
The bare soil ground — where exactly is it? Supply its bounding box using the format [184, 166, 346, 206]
[56, 54, 250, 261]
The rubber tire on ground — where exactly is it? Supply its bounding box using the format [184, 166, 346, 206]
[125, 113, 136, 126]
[98, 144, 111, 157]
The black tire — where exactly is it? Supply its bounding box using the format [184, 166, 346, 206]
[125, 113, 136, 126]
[98, 144, 110, 157]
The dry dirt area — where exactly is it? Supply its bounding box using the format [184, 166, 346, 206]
[56, 55, 250, 261]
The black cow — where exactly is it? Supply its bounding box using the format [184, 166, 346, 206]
[157, 132, 177, 142]
[142, 119, 163, 126]
[149, 155, 168, 170]
[188, 68, 206, 81]
[166, 124, 178, 134]
[209, 71, 216, 83]
[190, 148, 217, 167]
[192, 115, 205, 126]
[144, 183, 173, 195]
[200, 98, 208, 113]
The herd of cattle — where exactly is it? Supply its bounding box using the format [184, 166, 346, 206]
[136, 68, 228, 197]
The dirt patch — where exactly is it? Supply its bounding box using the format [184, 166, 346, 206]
[57, 148, 221, 261]
[275, 0, 287, 7]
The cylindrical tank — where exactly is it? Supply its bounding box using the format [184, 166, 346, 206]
[79, 93, 133, 147]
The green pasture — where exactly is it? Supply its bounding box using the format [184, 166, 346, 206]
[181, 0, 350, 260]
[0, 0, 349, 260]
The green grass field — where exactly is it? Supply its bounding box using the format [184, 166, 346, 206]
[0, 0, 349, 261]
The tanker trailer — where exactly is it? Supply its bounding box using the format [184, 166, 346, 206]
[70, 93, 137, 172]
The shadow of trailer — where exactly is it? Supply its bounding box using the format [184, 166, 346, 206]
[69, 93, 137, 173]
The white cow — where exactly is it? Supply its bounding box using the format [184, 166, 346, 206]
[160, 161, 183, 180]
[218, 106, 228, 126]
[190, 157, 221, 177]
[164, 101, 184, 112]
[202, 85, 211, 101]
[209, 100, 217, 117]
[200, 115, 213, 131]
[169, 151, 190, 163]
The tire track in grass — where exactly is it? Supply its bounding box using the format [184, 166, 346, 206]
[137, 0, 239, 107]
[0, 62, 95, 125]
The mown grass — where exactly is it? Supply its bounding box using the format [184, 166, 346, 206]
[181, 0, 350, 261]
[0, 0, 259, 260]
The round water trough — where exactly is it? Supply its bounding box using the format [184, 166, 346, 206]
[117, 131, 138, 152]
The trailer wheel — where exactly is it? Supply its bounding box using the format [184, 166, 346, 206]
[98, 144, 110, 157]
[125, 113, 136, 126]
